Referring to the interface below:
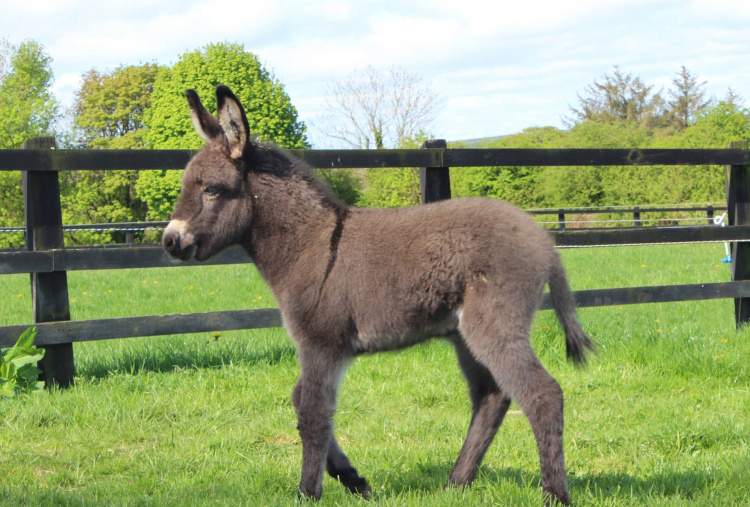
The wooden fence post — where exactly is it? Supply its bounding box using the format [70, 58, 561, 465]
[726, 139, 750, 328]
[420, 139, 450, 204]
[22, 137, 75, 388]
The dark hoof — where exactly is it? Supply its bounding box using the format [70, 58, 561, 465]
[333, 468, 371, 499]
[544, 490, 570, 506]
[297, 487, 322, 502]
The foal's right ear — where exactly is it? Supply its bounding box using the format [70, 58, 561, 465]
[185, 89, 222, 143]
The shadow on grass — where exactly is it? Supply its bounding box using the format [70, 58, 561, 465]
[77, 338, 298, 380]
[372, 460, 715, 503]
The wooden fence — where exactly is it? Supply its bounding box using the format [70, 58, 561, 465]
[1, 137, 750, 388]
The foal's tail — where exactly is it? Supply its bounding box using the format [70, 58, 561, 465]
[548, 253, 596, 365]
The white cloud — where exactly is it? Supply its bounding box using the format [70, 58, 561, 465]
[2, 0, 749, 142]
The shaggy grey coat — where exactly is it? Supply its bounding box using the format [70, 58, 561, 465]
[162, 85, 594, 506]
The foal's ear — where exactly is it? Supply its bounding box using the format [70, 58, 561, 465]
[185, 89, 222, 143]
[216, 85, 250, 160]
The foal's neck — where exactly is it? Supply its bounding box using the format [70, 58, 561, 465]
[243, 148, 345, 286]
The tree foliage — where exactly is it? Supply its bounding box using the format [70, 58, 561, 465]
[0, 39, 58, 149]
[566, 66, 666, 129]
[0, 39, 59, 247]
[667, 66, 710, 133]
[451, 101, 750, 210]
[143, 42, 307, 150]
[137, 42, 308, 219]
[73, 63, 161, 149]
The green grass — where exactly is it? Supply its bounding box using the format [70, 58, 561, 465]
[2, 244, 749, 506]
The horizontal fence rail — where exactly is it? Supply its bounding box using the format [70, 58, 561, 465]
[3, 281, 750, 348]
[3, 224, 750, 275]
[1, 142, 749, 386]
[2, 148, 750, 172]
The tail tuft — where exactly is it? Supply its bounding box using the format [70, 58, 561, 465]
[548, 253, 596, 365]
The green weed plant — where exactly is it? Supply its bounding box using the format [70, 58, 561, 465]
[1, 326, 45, 397]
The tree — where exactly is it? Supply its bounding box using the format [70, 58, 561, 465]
[0, 39, 59, 248]
[566, 66, 665, 129]
[666, 66, 710, 132]
[57, 64, 161, 243]
[0, 39, 59, 148]
[317, 66, 442, 208]
[138, 42, 308, 219]
[73, 63, 161, 149]
[143, 42, 307, 150]
[320, 66, 441, 149]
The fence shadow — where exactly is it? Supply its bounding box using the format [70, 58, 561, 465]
[75, 333, 297, 379]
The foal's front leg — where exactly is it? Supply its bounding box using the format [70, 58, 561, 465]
[294, 348, 352, 500]
[292, 375, 370, 498]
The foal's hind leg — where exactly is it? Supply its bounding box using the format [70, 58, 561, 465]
[460, 300, 570, 505]
[292, 380, 370, 498]
[447, 336, 512, 487]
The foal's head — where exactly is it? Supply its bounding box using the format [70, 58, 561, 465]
[163, 86, 252, 261]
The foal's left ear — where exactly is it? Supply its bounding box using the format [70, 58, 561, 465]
[216, 85, 250, 160]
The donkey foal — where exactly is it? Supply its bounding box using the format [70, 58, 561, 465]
[162, 85, 595, 505]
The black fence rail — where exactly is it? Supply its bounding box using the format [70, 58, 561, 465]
[1, 137, 749, 388]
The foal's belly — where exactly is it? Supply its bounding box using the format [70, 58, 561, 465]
[350, 310, 460, 354]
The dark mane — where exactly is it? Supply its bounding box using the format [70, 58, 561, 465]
[248, 138, 347, 211]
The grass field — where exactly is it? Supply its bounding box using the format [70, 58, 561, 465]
[2, 244, 749, 506]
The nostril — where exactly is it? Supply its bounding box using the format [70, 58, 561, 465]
[164, 233, 178, 252]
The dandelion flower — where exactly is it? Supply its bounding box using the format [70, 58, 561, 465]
[721, 338, 729, 343]
[188, 285, 195, 290]
[212, 333, 221, 339]
[641, 264, 646, 268]
[153, 281, 159, 284]
[16, 294, 23, 298]
[209, 291, 215, 296]
[714, 354, 725, 359]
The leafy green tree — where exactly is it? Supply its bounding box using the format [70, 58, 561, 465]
[73, 63, 160, 149]
[0, 39, 58, 247]
[138, 42, 308, 219]
[0, 40, 58, 148]
[57, 64, 161, 242]
[143, 42, 307, 149]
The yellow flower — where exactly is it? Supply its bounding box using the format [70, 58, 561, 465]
[16, 294, 23, 298]
[71, 298, 76, 303]
[153, 281, 159, 284]
[640, 264, 646, 268]
[188, 285, 195, 290]
[211, 333, 221, 339]
[83, 291, 88, 295]
[721, 338, 729, 343]
[209, 291, 215, 296]
[714, 354, 725, 359]
[107, 289, 112, 293]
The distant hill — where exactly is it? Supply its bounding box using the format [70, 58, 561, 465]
[449, 135, 508, 147]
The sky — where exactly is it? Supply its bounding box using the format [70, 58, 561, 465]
[2, 0, 749, 146]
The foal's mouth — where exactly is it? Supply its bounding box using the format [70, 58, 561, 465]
[162, 220, 199, 261]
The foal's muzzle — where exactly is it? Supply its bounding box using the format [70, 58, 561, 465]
[162, 220, 197, 261]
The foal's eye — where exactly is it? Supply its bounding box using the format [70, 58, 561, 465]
[203, 185, 220, 197]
